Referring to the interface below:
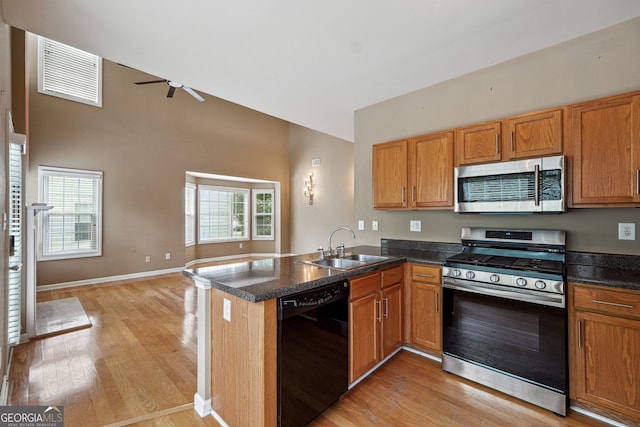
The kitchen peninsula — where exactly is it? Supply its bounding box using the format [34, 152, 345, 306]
[184, 239, 640, 426]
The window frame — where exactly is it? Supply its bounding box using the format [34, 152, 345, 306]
[37, 36, 103, 107]
[252, 189, 275, 241]
[38, 166, 103, 261]
[198, 185, 249, 244]
[185, 183, 196, 247]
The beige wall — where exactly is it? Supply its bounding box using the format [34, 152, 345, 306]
[354, 17, 640, 255]
[26, 35, 291, 285]
[289, 124, 354, 254]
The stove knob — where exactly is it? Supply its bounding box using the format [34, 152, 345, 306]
[452, 269, 462, 278]
[490, 274, 500, 283]
[465, 271, 475, 279]
[516, 278, 527, 287]
[535, 280, 547, 290]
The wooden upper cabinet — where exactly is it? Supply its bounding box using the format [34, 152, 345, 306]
[570, 93, 640, 206]
[409, 131, 454, 208]
[505, 108, 564, 160]
[455, 121, 502, 166]
[372, 140, 408, 208]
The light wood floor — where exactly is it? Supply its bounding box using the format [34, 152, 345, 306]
[8, 268, 614, 427]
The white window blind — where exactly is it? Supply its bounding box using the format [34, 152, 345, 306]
[253, 189, 274, 240]
[185, 183, 196, 246]
[38, 36, 103, 107]
[198, 186, 248, 243]
[7, 143, 24, 345]
[39, 166, 103, 260]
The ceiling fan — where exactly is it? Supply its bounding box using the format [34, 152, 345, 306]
[135, 79, 205, 102]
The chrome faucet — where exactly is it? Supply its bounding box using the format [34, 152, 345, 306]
[327, 226, 356, 258]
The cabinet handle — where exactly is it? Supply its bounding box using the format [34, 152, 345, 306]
[592, 299, 634, 309]
[577, 320, 582, 348]
[636, 169, 639, 195]
[383, 297, 389, 319]
[534, 164, 540, 206]
[401, 186, 405, 203]
[415, 273, 435, 278]
[495, 134, 499, 154]
[435, 293, 439, 313]
[411, 186, 415, 202]
[375, 300, 381, 321]
[510, 131, 514, 153]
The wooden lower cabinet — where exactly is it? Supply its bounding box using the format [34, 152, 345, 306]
[409, 264, 442, 352]
[349, 265, 403, 383]
[569, 282, 640, 420]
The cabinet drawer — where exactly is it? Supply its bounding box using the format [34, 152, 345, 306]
[573, 284, 640, 320]
[381, 265, 403, 288]
[350, 272, 380, 301]
[411, 264, 441, 283]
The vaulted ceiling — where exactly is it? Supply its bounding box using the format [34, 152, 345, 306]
[3, 0, 640, 141]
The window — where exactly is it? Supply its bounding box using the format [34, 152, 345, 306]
[253, 189, 274, 240]
[198, 186, 249, 243]
[185, 183, 196, 246]
[39, 166, 103, 260]
[38, 36, 103, 107]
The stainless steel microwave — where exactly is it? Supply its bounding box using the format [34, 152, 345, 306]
[454, 155, 565, 213]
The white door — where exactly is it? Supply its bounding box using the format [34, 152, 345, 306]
[7, 141, 24, 345]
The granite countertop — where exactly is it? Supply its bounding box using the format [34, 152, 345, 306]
[183, 240, 640, 302]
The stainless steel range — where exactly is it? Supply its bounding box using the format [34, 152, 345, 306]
[442, 227, 568, 416]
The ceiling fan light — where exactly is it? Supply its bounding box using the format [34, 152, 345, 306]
[168, 81, 182, 88]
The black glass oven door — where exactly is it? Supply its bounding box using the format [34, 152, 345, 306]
[442, 286, 567, 393]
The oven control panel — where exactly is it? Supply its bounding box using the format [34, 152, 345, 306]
[442, 266, 564, 295]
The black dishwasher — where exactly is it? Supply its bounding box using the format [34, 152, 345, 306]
[277, 280, 349, 427]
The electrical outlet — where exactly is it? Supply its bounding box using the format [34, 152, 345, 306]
[165, 252, 171, 260]
[358, 220, 365, 231]
[223, 298, 231, 322]
[372, 220, 379, 231]
[410, 220, 421, 232]
[618, 223, 636, 240]
[239, 242, 243, 248]
[145, 256, 151, 263]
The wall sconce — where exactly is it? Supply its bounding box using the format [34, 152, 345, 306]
[304, 172, 315, 205]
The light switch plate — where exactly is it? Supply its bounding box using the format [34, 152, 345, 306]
[618, 223, 636, 240]
[410, 220, 421, 232]
[358, 220, 365, 231]
[372, 220, 379, 231]
[223, 298, 231, 322]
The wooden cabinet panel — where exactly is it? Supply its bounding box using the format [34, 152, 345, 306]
[408, 264, 442, 352]
[456, 121, 502, 165]
[349, 292, 379, 382]
[570, 93, 640, 206]
[506, 108, 563, 160]
[411, 282, 441, 351]
[381, 283, 403, 357]
[409, 131, 454, 208]
[570, 282, 640, 420]
[372, 140, 408, 208]
[573, 311, 640, 420]
[349, 266, 404, 383]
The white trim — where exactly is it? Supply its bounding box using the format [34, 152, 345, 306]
[349, 347, 403, 389]
[401, 345, 442, 363]
[569, 406, 628, 427]
[209, 409, 230, 427]
[193, 393, 211, 418]
[0, 348, 14, 405]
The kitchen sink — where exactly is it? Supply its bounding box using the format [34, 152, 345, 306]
[300, 254, 389, 270]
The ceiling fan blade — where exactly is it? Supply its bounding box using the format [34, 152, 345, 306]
[167, 86, 176, 98]
[135, 79, 167, 85]
[183, 86, 205, 102]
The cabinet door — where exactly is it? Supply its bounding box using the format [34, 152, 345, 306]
[349, 293, 379, 383]
[410, 282, 441, 351]
[571, 94, 640, 206]
[455, 121, 501, 165]
[372, 140, 408, 208]
[410, 131, 454, 208]
[573, 311, 640, 420]
[381, 283, 403, 358]
[506, 108, 563, 160]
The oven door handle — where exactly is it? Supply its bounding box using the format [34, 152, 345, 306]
[443, 279, 565, 308]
